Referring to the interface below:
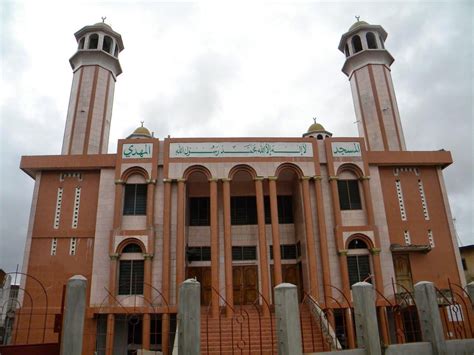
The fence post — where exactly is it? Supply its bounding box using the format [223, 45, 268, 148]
[60, 275, 87, 355]
[275, 283, 303, 355]
[414, 281, 447, 355]
[177, 278, 200, 355]
[466, 282, 474, 306]
[352, 281, 381, 355]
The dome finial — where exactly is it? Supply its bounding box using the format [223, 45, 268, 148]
[101, 16, 107, 23]
[313, 117, 317, 124]
[355, 15, 360, 22]
[140, 120, 144, 127]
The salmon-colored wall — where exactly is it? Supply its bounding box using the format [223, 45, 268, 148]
[379, 167, 461, 287]
[16, 171, 99, 352]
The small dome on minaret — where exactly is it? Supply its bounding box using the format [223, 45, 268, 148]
[303, 118, 332, 140]
[127, 122, 153, 139]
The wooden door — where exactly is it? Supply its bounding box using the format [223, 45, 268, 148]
[393, 254, 413, 292]
[233, 266, 258, 305]
[271, 264, 303, 301]
[186, 267, 212, 305]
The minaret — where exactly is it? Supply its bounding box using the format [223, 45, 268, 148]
[339, 20, 406, 151]
[61, 20, 124, 155]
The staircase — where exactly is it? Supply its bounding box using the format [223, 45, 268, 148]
[200, 304, 325, 354]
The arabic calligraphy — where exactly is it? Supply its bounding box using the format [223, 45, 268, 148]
[122, 143, 153, 159]
[331, 142, 362, 157]
[170, 142, 312, 158]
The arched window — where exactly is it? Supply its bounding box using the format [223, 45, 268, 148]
[88, 34, 99, 49]
[118, 243, 144, 295]
[78, 37, 85, 50]
[344, 43, 350, 57]
[317, 134, 323, 140]
[103, 36, 112, 53]
[366, 32, 377, 49]
[352, 35, 362, 53]
[347, 238, 371, 288]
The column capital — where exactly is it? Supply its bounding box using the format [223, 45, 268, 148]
[338, 249, 348, 256]
[143, 253, 154, 260]
[360, 176, 371, 181]
[300, 176, 312, 181]
[370, 248, 381, 255]
[114, 179, 125, 185]
[268, 176, 278, 181]
[208, 177, 219, 182]
[109, 253, 120, 260]
[328, 176, 339, 181]
[313, 175, 323, 181]
[163, 178, 173, 183]
[146, 179, 157, 184]
[221, 178, 232, 182]
[253, 176, 264, 181]
[176, 178, 187, 183]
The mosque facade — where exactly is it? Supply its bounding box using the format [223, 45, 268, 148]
[16, 19, 463, 354]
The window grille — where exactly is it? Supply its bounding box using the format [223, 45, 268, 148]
[232, 246, 257, 261]
[118, 260, 144, 295]
[69, 237, 77, 255]
[395, 180, 407, 220]
[189, 197, 210, 226]
[53, 188, 63, 229]
[51, 238, 58, 256]
[123, 184, 147, 215]
[418, 180, 430, 220]
[72, 187, 81, 228]
[337, 180, 362, 210]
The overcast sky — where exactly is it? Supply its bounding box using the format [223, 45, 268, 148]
[0, 1, 472, 273]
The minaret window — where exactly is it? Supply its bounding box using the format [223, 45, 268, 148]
[379, 34, 385, 49]
[78, 37, 85, 50]
[352, 35, 362, 53]
[88, 34, 99, 49]
[366, 32, 377, 49]
[103, 36, 113, 53]
[344, 43, 350, 57]
[114, 45, 119, 57]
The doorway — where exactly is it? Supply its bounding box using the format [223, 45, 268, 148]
[233, 265, 258, 305]
[186, 267, 212, 305]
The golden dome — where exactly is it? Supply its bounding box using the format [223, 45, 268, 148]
[127, 122, 152, 139]
[133, 126, 151, 136]
[307, 122, 325, 133]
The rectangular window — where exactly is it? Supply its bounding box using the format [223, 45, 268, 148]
[186, 246, 211, 262]
[123, 184, 147, 215]
[189, 197, 210, 226]
[232, 246, 257, 261]
[118, 260, 144, 295]
[264, 196, 294, 224]
[270, 244, 298, 260]
[231, 196, 258, 225]
[347, 255, 370, 287]
[337, 180, 362, 210]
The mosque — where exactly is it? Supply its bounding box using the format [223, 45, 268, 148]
[15, 18, 463, 354]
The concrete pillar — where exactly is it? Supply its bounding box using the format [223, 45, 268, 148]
[466, 282, 474, 306]
[268, 177, 282, 286]
[178, 279, 201, 355]
[209, 178, 219, 317]
[352, 282, 381, 354]
[414, 281, 447, 355]
[176, 178, 186, 298]
[60, 275, 87, 355]
[274, 283, 303, 355]
[222, 178, 234, 316]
